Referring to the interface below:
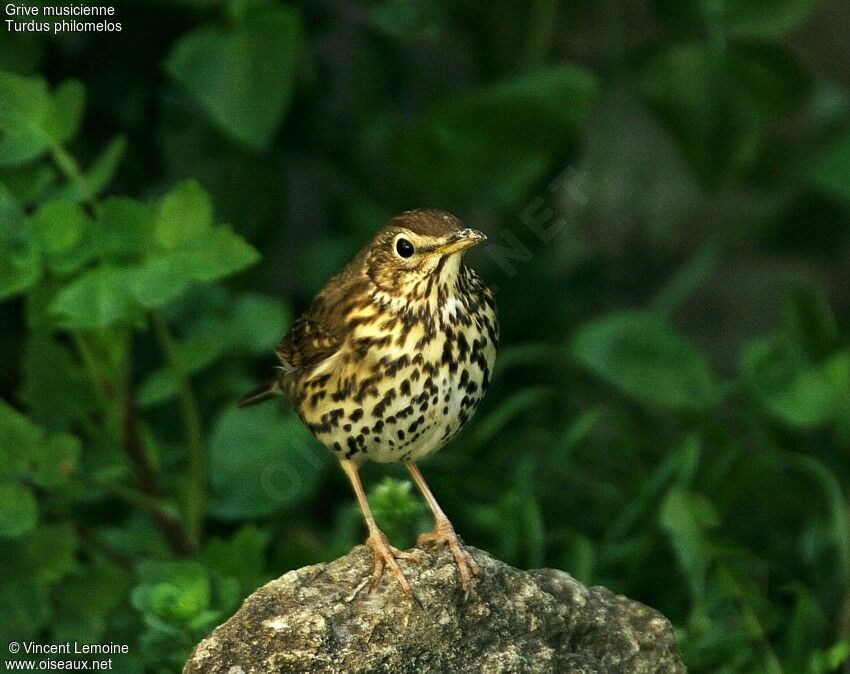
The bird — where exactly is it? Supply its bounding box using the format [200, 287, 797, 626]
[239, 209, 498, 599]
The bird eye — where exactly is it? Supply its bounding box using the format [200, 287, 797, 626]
[395, 237, 415, 258]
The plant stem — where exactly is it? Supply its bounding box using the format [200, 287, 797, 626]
[50, 144, 88, 196]
[71, 330, 196, 557]
[150, 312, 206, 545]
[120, 332, 163, 497]
[77, 476, 196, 557]
[71, 332, 113, 404]
[73, 522, 135, 572]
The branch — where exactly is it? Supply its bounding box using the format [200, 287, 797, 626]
[72, 331, 196, 557]
[150, 312, 206, 545]
[120, 337, 163, 497]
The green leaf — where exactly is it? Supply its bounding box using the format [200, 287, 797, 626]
[166, 6, 303, 150]
[138, 292, 287, 406]
[636, 42, 809, 184]
[51, 266, 141, 329]
[25, 524, 76, 584]
[32, 434, 80, 488]
[0, 483, 39, 538]
[367, 478, 427, 545]
[137, 333, 231, 406]
[0, 71, 52, 165]
[27, 200, 89, 255]
[659, 487, 719, 600]
[94, 196, 156, 262]
[227, 292, 289, 352]
[54, 565, 129, 644]
[0, 577, 50, 640]
[399, 64, 598, 205]
[0, 185, 40, 299]
[0, 398, 79, 486]
[571, 311, 720, 412]
[130, 226, 260, 308]
[208, 405, 324, 519]
[175, 225, 260, 281]
[742, 339, 850, 429]
[133, 561, 211, 624]
[0, 400, 41, 479]
[0, 237, 39, 300]
[782, 284, 841, 364]
[156, 179, 213, 249]
[0, 162, 56, 204]
[84, 136, 126, 194]
[125, 257, 193, 309]
[201, 525, 268, 590]
[48, 79, 86, 144]
[0, 73, 86, 166]
[52, 223, 258, 328]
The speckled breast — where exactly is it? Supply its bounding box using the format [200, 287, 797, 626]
[295, 273, 498, 464]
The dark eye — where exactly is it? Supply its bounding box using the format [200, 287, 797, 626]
[395, 237, 415, 258]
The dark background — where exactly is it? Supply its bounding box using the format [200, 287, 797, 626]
[2, 0, 850, 671]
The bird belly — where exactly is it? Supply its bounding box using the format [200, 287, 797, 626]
[294, 301, 496, 466]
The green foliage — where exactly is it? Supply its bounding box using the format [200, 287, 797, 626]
[166, 4, 302, 150]
[400, 65, 598, 205]
[207, 405, 323, 519]
[366, 478, 428, 546]
[2, 1, 850, 672]
[571, 311, 720, 412]
[131, 560, 240, 668]
[0, 72, 83, 165]
[636, 41, 810, 184]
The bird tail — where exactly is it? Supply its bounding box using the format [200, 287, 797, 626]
[237, 380, 281, 408]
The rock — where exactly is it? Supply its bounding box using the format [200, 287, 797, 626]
[184, 545, 685, 674]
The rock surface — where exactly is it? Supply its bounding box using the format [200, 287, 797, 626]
[184, 545, 685, 673]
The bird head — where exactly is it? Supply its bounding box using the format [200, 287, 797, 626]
[364, 210, 486, 295]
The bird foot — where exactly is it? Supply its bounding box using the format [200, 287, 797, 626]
[359, 533, 421, 603]
[416, 521, 479, 597]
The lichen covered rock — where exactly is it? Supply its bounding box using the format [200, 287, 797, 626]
[184, 545, 685, 673]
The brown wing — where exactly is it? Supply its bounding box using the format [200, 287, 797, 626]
[275, 314, 343, 371]
[239, 311, 343, 408]
[274, 269, 368, 372]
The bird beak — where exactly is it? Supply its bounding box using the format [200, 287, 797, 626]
[432, 229, 487, 256]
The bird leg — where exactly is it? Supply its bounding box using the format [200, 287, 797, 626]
[407, 463, 479, 596]
[339, 459, 419, 600]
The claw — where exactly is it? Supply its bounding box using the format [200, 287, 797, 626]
[357, 533, 421, 605]
[416, 521, 479, 597]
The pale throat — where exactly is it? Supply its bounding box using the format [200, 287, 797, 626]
[369, 252, 465, 321]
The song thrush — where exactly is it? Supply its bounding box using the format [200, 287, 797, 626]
[239, 210, 498, 598]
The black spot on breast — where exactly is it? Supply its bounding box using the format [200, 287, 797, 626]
[408, 415, 425, 433]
